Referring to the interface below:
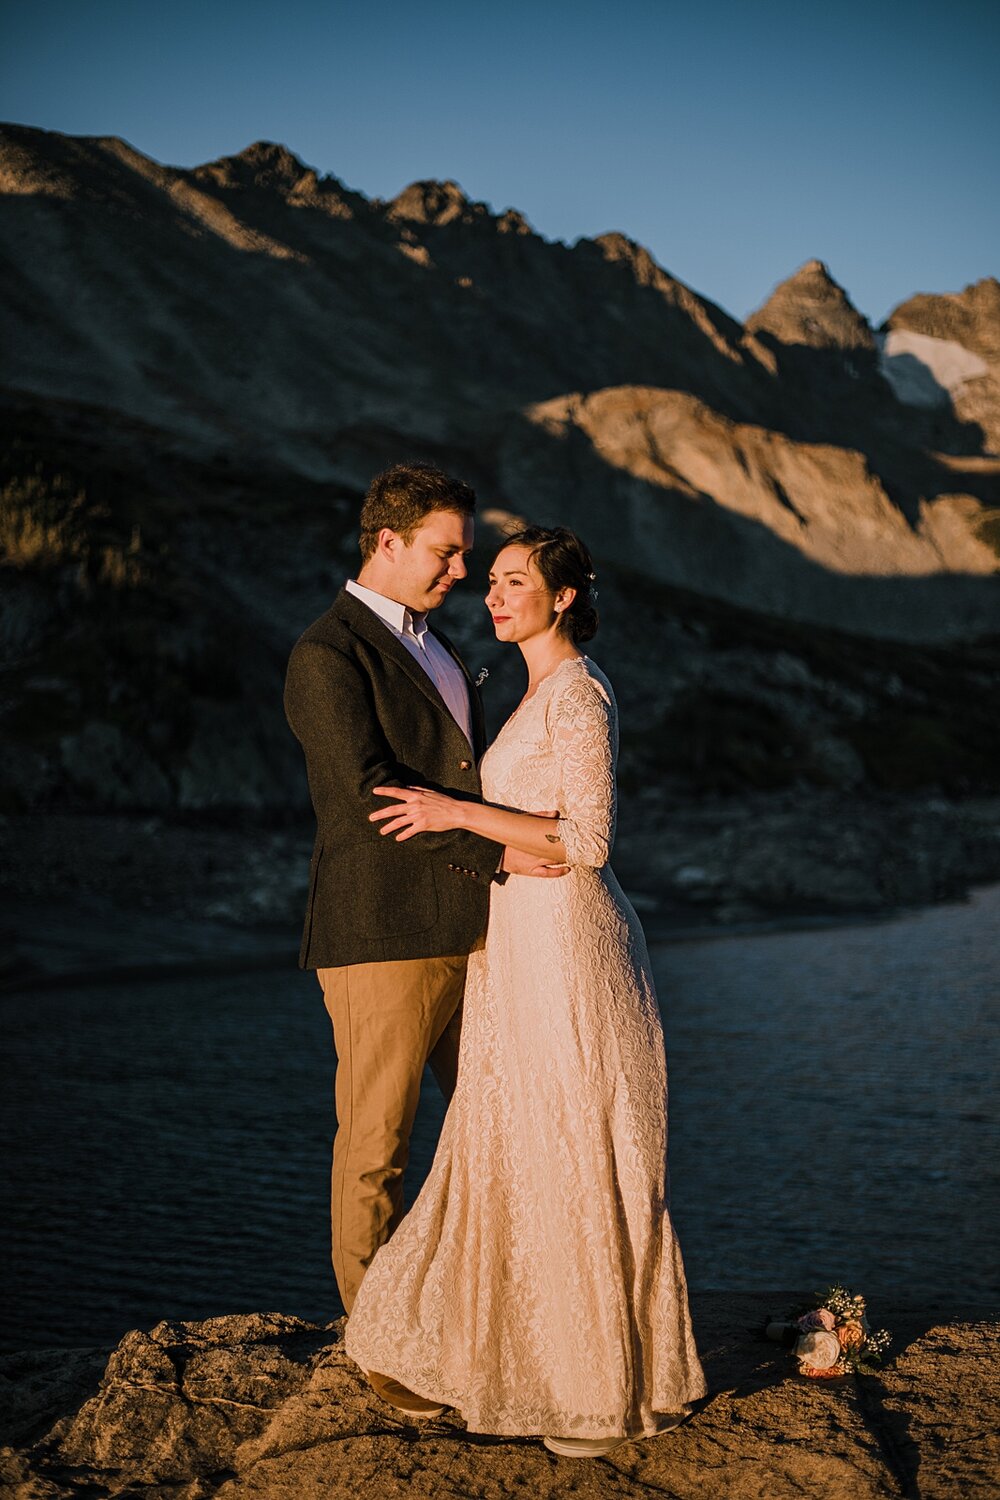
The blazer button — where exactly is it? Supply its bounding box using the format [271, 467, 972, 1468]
[470, 870, 479, 879]
[447, 863, 455, 870]
[460, 759, 472, 770]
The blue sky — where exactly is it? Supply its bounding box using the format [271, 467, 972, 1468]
[3, 0, 997, 323]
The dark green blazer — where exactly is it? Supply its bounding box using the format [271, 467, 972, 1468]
[284, 587, 503, 968]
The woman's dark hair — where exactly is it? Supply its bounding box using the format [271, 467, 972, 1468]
[499, 525, 599, 644]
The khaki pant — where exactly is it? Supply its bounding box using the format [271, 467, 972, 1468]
[317, 953, 468, 1312]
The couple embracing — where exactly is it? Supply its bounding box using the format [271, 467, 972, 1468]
[284, 462, 707, 1458]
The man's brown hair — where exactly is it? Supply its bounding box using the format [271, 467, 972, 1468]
[358, 462, 476, 561]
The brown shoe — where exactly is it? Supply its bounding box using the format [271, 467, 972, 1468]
[366, 1369, 447, 1419]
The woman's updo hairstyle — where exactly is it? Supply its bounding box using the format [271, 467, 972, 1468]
[499, 525, 599, 644]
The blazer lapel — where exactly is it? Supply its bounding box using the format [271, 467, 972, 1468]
[333, 589, 472, 739]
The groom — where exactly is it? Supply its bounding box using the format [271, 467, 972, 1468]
[284, 462, 561, 1406]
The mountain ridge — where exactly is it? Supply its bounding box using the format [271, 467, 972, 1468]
[1, 122, 999, 821]
[2, 121, 997, 626]
[2, 124, 995, 336]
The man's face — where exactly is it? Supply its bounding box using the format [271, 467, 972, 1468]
[385, 509, 474, 612]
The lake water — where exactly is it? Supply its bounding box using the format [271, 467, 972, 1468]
[3, 885, 998, 1352]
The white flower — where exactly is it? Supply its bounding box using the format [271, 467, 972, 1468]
[794, 1330, 842, 1370]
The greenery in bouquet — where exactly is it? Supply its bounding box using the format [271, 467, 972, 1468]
[765, 1285, 891, 1377]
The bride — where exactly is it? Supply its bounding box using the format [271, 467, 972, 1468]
[343, 525, 707, 1457]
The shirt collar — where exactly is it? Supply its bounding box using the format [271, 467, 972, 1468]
[346, 578, 428, 644]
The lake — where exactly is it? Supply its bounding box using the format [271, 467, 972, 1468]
[2, 884, 997, 1352]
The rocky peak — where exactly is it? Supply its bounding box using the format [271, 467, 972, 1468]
[497, 207, 533, 236]
[387, 178, 480, 226]
[583, 232, 746, 357]
[194, 140, 314, 193]
[0, 122, 78, 197]
[0, 124, 150, 200]
[747, 259, 875, 351]
[885, 277, 1000, 365]
[591, 231, 666, 287]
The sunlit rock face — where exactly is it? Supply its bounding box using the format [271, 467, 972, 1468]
[499, 385, 998, 635]
[746, 258, 878, 353]
[880, 278, 1000, 452]
[1, 123, 998, 818]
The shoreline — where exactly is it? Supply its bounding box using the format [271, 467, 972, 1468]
[4, 789, 1000, 992]
[3, 877, 997, 996]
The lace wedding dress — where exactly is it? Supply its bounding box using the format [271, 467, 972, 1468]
[344, 655, 707, 1438]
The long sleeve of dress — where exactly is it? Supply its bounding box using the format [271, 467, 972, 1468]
[547, 668, 618, 868]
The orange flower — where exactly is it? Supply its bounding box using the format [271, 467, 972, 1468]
[800, 1362, 846, 1378]
[837, 1321, 865, 1350]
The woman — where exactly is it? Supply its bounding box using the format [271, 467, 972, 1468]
[344, 526, 707, 1457]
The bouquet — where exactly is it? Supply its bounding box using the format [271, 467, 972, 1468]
[765, 1285, 891, 1377]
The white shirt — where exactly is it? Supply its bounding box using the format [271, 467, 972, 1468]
[346, 578, 473, 748]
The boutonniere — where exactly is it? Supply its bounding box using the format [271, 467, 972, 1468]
[475, 667, 490, 689]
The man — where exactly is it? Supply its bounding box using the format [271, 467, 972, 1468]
[284, 461, 562, 1416]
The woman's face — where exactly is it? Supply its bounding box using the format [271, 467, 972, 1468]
[485, 544, 570, 643]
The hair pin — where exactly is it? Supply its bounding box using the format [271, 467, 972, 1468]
[475, 667, 490, 688]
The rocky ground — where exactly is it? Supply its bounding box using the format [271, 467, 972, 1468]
[3, 792, 1000, 989]
[0, 1296, 996, 1499]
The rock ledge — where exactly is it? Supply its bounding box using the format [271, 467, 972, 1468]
[1, 1294, 996, 1498]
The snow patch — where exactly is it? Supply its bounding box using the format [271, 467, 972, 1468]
[877, 329, 988, 408]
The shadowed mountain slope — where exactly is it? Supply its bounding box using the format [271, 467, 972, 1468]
[1, 123, 998, 821]
[2, 123, 998, 604]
